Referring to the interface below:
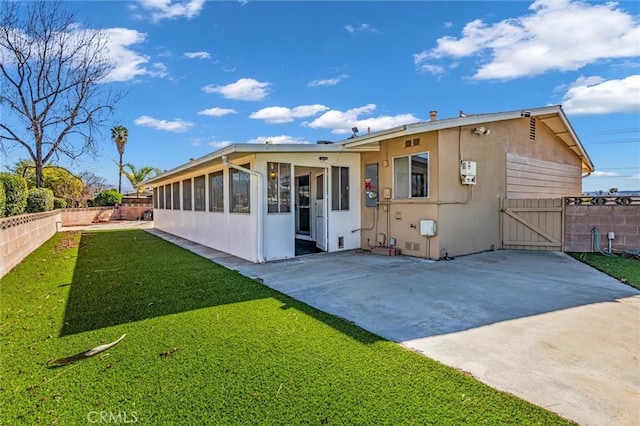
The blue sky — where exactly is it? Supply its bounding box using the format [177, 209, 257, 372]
[1, 0, 639, 193]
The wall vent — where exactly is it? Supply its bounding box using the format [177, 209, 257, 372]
[405, 242, 421, 251]
[405, 138, 420, 148]
[529, 118, 536, 141]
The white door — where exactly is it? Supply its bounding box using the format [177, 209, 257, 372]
[314, 172, 327, 251]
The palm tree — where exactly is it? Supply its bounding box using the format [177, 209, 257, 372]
[111, 125, 128, 193]
[121, 163, 162, 197]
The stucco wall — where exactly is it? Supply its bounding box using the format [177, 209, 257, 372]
[437, 118, 582, 258]
[0, 211, 61, 279]
[360, 133, 441, 258]
[565, 204, 640, 252]
[359, 117, 585, 259]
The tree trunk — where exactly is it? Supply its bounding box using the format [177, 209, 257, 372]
[118, 152, 123, 193]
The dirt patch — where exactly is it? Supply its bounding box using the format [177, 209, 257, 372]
[52, 232, 80, 253]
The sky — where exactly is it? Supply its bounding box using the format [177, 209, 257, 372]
[1, 0, 639, 193]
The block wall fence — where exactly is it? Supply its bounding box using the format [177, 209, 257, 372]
[564, 203, 640, 253]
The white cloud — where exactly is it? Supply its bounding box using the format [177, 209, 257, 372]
[345, 24, 379, 34]
[202, 78, 271, 101]
[562, 75, 640, 115]
[197, 107, 237, 117]
[249, 105, 329, 124]
[630, 174, 640, 179]
[134, 115, 194, 132]
[590, 171, 620, 177]
[208, 140, 233, 149]
[184, 51, 210, 59]
[308, 75, 349, 87]
[0, 25, 157, 83]
[136, 0, 205, 23]
[101, 28, 162, 82]
[414, 0, 640, 80]
[246, 135, 312, 144]
[304, 104, 419, 135]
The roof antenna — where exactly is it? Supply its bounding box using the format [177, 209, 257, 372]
[350, 127, 359, 138]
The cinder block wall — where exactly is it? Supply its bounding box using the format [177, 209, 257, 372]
[61, 207, 117, 226]
[118, 204, 152, 221]
[565, 205, 640, 252]
[0, 211, 61, 279]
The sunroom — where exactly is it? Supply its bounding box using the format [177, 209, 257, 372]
[146, 143, 364, 263]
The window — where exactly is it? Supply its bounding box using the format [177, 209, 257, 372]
[194, 175, 206, 211]
[230, 164, 250, 213]
[153, 188, 158, 209]
[158, 186, 165, 209]
[394, 152, 429, 199]
[182, 178, 192, 210]
[208, 171, 224, 212]
[164, 184, 171, 210]
[267, 162, 291, 213]
[331, 166, 349, 211]
[172, 182, 180, 210]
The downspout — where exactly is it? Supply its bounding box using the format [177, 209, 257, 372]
[221, 156, 265, 263]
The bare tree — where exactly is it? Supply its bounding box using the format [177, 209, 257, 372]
[0, 0, 121, 188]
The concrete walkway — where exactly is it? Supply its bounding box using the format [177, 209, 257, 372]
[145, 229, 639, 426]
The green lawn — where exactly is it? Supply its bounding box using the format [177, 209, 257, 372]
[568, 252, 640, 290]
[1, 230, 572, 425]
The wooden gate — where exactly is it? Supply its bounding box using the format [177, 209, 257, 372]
[501, 198, 564, 251]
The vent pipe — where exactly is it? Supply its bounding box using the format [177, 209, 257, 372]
[429, 110, 437, 122]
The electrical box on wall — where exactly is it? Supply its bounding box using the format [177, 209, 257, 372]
[364, 163, 379, 207]
[460, 161, 477, 185]
[420, 219, 437, 237]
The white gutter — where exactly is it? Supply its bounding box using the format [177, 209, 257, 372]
[222, 156, 265, 264]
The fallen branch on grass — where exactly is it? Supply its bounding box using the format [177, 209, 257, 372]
[46, 334, 126, 367]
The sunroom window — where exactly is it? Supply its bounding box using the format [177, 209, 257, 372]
[208, 171, 224, 212]
[230, 164, 250, 213]
[267, 162, 291, 213]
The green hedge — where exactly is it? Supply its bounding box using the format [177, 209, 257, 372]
[53, 197, 67, 209]
[93, 189, 122, 206]
[0, 173, 28, 217]
[26, 188, 54, 213]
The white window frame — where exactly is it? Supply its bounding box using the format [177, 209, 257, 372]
[393, 152, 429, 199]
[267, 162, 291, 214]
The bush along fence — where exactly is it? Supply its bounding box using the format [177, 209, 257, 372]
[564, 196, 640, 254]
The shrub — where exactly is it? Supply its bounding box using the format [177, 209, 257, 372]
[0, 173, 28, 217]
[0, 184, 5, 218]
[26, 188, 54, 213]
[93, 189, 122, 207]
[53, 197, 67, 209]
